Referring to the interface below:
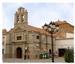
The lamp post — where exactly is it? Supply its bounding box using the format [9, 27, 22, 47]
[43, 21, 59, 62]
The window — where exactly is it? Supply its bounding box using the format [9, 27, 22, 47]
[17, 36, 22, 40]
[2, 49, 4, 54]
[36, 35, 39, 39]
[17, 16, 19, 21]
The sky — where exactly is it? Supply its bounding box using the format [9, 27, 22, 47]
[2, 3, 74, 30]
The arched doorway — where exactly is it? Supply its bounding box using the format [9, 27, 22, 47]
[16, 47, 22, 58]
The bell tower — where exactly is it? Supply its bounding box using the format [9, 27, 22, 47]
[14, 7, 28, 26]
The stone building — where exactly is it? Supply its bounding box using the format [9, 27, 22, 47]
[54, 21, 74, 57]
[2, 7, 74, 59]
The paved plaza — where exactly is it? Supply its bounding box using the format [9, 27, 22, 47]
[3, 57, 65, 63]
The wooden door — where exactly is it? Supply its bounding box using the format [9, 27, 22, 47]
[16, 47, 22, 58]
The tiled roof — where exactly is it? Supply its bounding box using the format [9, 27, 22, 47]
[3, 20, 74, 37]
[9, 25, 50, 35]
[55, 20, 74, 38]
[27, 25, 50, 35]
[27, 20, 74, 38]
[27, 20, 74, 35]
[58, 21, 73, 33]
[55, 20, 74, 28]
[55, 20, 66, 24]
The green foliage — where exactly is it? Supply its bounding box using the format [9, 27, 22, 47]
[43, 53, 49, 59]
[64, 48, 74, 62]
[39, 54, 43, 59]
[39, 53, 49, 59]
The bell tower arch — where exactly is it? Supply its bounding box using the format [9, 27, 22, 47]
[14, 7, 28, 26]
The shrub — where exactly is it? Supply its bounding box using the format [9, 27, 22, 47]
[44, 53, 49, 59]
[64, 48, 74, 62]
[39, 54, 43, 59]
[39, 53, 49, 59]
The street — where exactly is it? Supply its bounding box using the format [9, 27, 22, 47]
[3, 57, 65, 63]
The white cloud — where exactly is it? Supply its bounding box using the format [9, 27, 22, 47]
[2, 3, 74, 29]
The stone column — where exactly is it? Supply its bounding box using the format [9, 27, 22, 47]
[23, 11, 28, 24]
[12, 44, 15, 58]
[22, 44, 25, 60]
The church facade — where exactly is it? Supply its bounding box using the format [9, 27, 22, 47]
[2, 7, 74, 59]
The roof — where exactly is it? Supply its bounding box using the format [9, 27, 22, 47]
[55, 20, 74, 33]
[55, 20, 74, 28]
[9, 24, 50, 35]
[3, 20, 74, 37]
[27, 25, 50, 35]
[54, 20, 74, 38]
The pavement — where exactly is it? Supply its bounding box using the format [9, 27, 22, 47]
[3, 57, 65, 63]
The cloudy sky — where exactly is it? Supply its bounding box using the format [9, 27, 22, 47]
[2, 3, 74, 30]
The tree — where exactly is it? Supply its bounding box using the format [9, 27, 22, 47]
[64, 48, 74, 62]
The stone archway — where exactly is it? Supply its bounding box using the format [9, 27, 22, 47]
[16, 47, 22, 58]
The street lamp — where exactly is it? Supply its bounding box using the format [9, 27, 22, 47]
[43, 21, 59, 62]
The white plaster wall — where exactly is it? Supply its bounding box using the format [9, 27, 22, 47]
[54, 38, 74, 54]
[55, 38, 74, 48]
[66, 33, 74, 38]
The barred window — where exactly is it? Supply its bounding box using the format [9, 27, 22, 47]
[17, 36, 22, 40]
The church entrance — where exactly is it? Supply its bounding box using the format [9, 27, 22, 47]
[16, 47, 22, 58]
